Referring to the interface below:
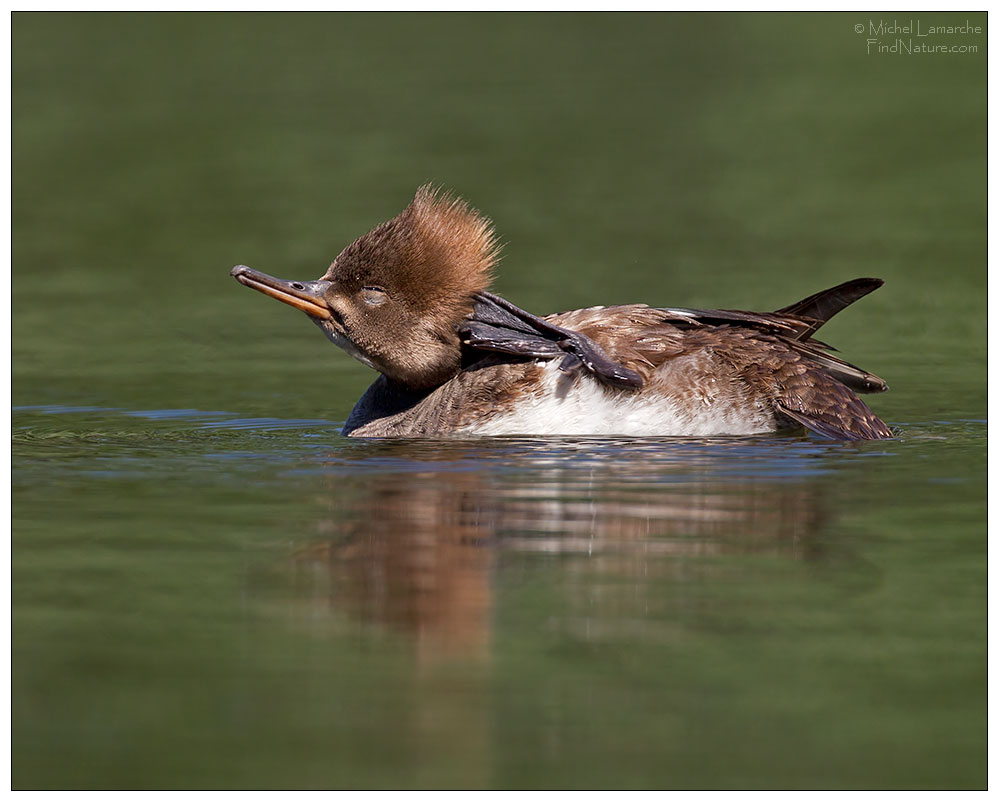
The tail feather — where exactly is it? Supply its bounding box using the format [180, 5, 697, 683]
[775, 278, 884, 340]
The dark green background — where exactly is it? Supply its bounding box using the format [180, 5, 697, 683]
[13, 13, 985, 789]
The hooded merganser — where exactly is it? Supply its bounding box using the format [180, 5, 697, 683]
[231, 186, 892, 440]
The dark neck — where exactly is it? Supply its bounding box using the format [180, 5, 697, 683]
[341, 375, 434, 436]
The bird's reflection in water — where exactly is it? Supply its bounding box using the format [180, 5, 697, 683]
[290, 437, 843, 659]
[300, 473, 495, 662]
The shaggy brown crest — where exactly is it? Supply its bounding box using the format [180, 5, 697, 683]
[324, 184, 498, 313]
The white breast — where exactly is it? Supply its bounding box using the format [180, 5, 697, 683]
[457, 361, 775, 437]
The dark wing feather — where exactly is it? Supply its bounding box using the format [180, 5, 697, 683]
[788, 340, 888, 394]
[659, 307, 813, 338]
[459, 320, 563, 359]
[461, 293, 644, 390]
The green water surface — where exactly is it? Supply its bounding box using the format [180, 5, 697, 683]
[13, 12, 986, 789]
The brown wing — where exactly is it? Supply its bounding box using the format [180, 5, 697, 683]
[653, 278, 889, 394]
[551, 306, 893, 441]
[741, 352, 894, 441]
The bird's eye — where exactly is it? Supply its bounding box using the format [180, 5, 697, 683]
[360, 286, 388, 307]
